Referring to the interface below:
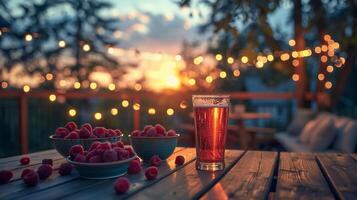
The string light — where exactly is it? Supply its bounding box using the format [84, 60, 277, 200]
[321, 55, 328, 63]
[122, 100, 129, 107]
[49, 94, 56, 102]
[180, 101, 187, 109]
[175, 54, 182, 61]
[315, 46, 322, 53]
[188, 78, 196, 86]
[233, 69, 240, 77]
[325, 81, 332, 89]
[327, 50, 334, 57]
[58, 40, 66, 48]
[323, 34, 331, 42]
[90, 82, 97, 90]
[74, 82, 81, 89]
[227, 57, 234, 64]
[288, 39, 296, 47]
[94, 112, 102, 120]
[23, 85, 30, 93]
[215, 54, 222, 61]
[291, 51, 299, 58]
[25, 34, 33, 42]
[205, 76, 213, 83]
[241, 56, 249, 63]
[321, 45, 328, 52]
[193, 56, 203, 65]
[219, 71, 227, 78]
[326, 65, 334, 73]
[134, 83, 142, 91]
[68, 109, 77, 117]
[255, 61, 264, 68]
[108, 83, 116, 91]
[292, 74, 300, 82]
[1, 81, 8, 89]
[107, 47, 114, 54]
[166, 108, 174, 116]
[280, 53, 290, 61]
[340, 57, 346, 64]
[148, 108, 156, 115]
[318, 73, 325, 81]
[83, 44, 90, 52]
[45, 73, 53, 80]
[111, 108, 118, 116]
[267, 54, 274, 61]
[133, 103, 140, 111]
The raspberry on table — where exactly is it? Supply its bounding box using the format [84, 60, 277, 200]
[124, 147, 135, 157]
[20, 156, 31, 165]
[0, 170, 13, 184]
[74, 154, 87, 163]
[42, 159, 53, 166]
[55, 127, 68, 138]
[59, 163, 73, 176]
[114, 177, 130, 194]
[65, 131, 80, 139]
[149, 155, 161, 167]
[116, 149, 130, 160]
[69, 144, 84, 159]
[167, 129, 177, 136]
[145, 166, 158, 180]
[65, 121, 77, 132]
[79, 127, 91, 138]
[89, 141, 101, 151]
[37, 164, 53, 180]
[23, 170, 39, 187]
[21, 168, 33, 179]
[127, 160, 142, 174]
[102, 149, 118, 162]
[81, 123, 92, 133]
[175, 155, 185, 166]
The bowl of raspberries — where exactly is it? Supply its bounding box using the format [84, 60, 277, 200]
[67, 141, 137, 179]
[49, 122, 123, 157]
[129, 124, 179, 161]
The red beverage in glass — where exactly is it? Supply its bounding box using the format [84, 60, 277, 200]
[193, 95, 229, 171]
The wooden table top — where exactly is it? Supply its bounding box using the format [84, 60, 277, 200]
[1, 148, 357, 200]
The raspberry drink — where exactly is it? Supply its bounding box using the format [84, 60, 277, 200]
[193, 95, 229, 171]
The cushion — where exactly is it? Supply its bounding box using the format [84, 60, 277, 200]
[275, 133, 311, 152]
[334, 121, 357, 153]
[308, 117, 336, 151]
[287, 109, 316, 136]
[299, 120, 317, 144]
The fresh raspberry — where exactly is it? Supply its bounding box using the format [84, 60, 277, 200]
[114, 129, 123, 136]
[55, 127, 68, 138]
[102, 149, 118, 162]
[149, 155, 161, 167]
[20, 156, 30, 165]
[42, 159, 53, 166]
[127, 160, 141, 174]
[131, 130, 141, 137]
[74, 154, 86, 162]
[37, 164, 53, 180]
[146, 127, 157, 137]
[81, 123, 92, 133]
[106, 129, 116, 137]
[116, 149, 130, 160]
[88, 134, 97, 138]
[69, 144, 84, 159]
[124, 147, 135, 157]
[175, 155, 185, 166]
[85, 150, 98, 162]
[133, 157, 141, 163]
[0, 170, 13, 184]
[89, 155, 103, 163]
[145, 166, 158, 180]
[59, 163, 73, 176]
[65, 121, 77, 132]
[79, 127, 91, 139]
[89, 141, 101, 151]
[95, 142, 111, 155]
[21, 168, 33, 179]
[143, 125, 153, 133]
[155, 124, 166, 135]
[114, 141, 125, 148]
[23, 170, 39, 186]
[83, 151, 88, 156]
[114, 177, 130, 194]
[65, 131, 79, 139]
[93, 127, 107, 138]
[167, 129, 177, 136]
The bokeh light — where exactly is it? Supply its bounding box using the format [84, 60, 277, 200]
[94, 112, 102, 120]
[148, 108, 156, 115]
[23, 85, 30, 93]
[68, 109, 77, 117]
[133, 103, 141, 110]
[122, 100, 129, 107]
[166, 108, 174, 116]
[49, 94, 56, 102]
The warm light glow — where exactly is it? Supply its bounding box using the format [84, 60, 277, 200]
[58, 40, 66, 48]
[83, 44, 91, 52]
[333, 42, 340, 49]
[180, 101, 188, 109]
[227, 57, 234, 64]
[90, 82, 97, 90]
[219, 71, 227, 79]
[205, 75, 213, 83]
[107, 47, 114, 54]
[108, 83, 116, 91]
[111, 108, 118, 116]
[122, 100, 129, 107]
[299, 49, 312, 57]
[325, 81, 332, 89]
[267, 54, 274, 61]
[292, 51, 299, 58]
[215, 54, 222, 61]
[45, 73, 53, 80]
[321, 55, 328, 63]
[315, 46, 322, 54]
[323, 34, 331, 41]
[188, 78, 196, 86]
[25, 34, 33, 41]
[340, 57, 346, 64]
[321, 45, 328, 52]
[94, 112, 102, 120]
[133, 103, 140, 111]
[49, 94, 56, 102]
[69, 109, 77, 117]
[288, 39, 296, 46]
[175, 54, 182, 61]
[166, 75, 180, 88]
[166, 108, 174, 116]
[241, 56, 248, 63]
[148, 108, 156, 115]
[318, 73, 325, 81]
[326, 65, 334, 73]
[327, 50, 334, 57]
[255, 61, 264, 68]
[292, 59, 299, 67]
[280, 53, 290, 61]
[233, 69, 240, 77]
[74, 82, 81, 89]
[193, 56, 203, 65]
[292, 74, 300, 82]
[1, 81, 8, 89]
[134, 83, 142, 91]
[23, 85, 30, 93]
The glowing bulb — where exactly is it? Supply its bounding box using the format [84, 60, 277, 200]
[180, 101, 187, 109]
[321, 45, 328, 52]
[83, 44, 90, 52]
[94, 112, 102, 120]
[326, 65, 334, 73]
[108, 83, 116, 91]
[267, 54, 274, 61]
[321, 55, 328, 63]
[205, 76, 213, 83]
[233, 69, 240, 77]
[49, 94, 56, 102]
[166, 108, 174, 116]
[122, 100, 129, 107]
[215, 54, 222, 61]
[111, 108, 118, 116]
[292, 51, 299, 58]
[219, 71, 227, 78]
[133, 103, 140, 111]
[256, 61, 264, 68]
[134, 83, 142, 91]
[318, 73, 325, 81]
[227, 57, 234, 64]
[280, 53, 290, 61]
[25, 34, 33, 41]
[193, 56, 203, 65]
[241, 56, 248, 63]
[58, 40, 66, 48]
[325, 81, 332, 89]
[148, 108, 156, 115]
[315, 46, 322, 53]
[90, 82, 97, 90]
[323, 34, 331, 41]
[175, 54, 182, 61]
[45, 73, 53, 80]
[288, 39, 296, 46]
[292, 74, 300, 82]
[23, 85, 30, 93]
[292, 59, 299, 67]
[68, 109, 77, 117]
[74, 82, 81, 89]
[188, 78, 196, 86]
[1, 81, 8, 89]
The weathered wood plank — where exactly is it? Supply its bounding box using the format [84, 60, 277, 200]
[201, 151, 277, 200]
[317, 154, 357, 200]
[275, 152, 334, 200]
[8, 147, 188, 200]
[127, 150, 244, 200]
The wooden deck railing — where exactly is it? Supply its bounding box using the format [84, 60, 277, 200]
[0, 90, 317, 154]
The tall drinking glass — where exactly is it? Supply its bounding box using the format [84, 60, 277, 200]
[192, 95, 230, 171]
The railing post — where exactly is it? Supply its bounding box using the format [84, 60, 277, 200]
[19, 95, 29, 154]
[133, 98, 140, 130]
